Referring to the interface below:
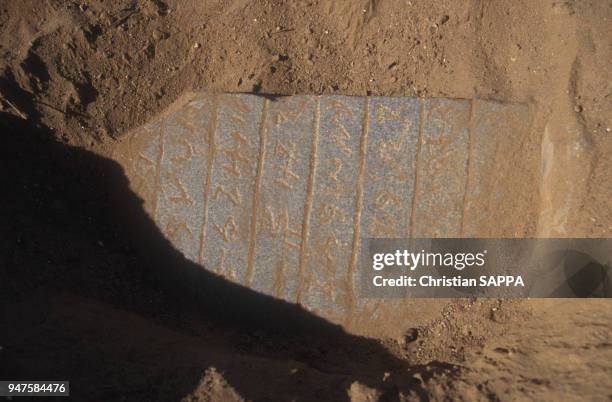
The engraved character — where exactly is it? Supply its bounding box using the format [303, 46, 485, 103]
[222, 131, 251, 178]
[273, 141, 301, 190]
[213, 216, 239, 242]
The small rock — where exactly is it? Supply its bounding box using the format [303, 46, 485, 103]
[412, 372, 424, 383]
[491, 307, 510, 323]
[348, 381, 382, 402]
[152, 30, 169, 41]
[404, 328, 419, 344]
[494, 347, 511, 354]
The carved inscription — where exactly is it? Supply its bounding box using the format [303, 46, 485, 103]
[413, 99, 470, 237]
[156, 97, 212, 262]
[251, 96, 316, 298]
[301, 96, 364, 321]
[362, 97, 420, 238]
[112, 94, 533, 335]
[203, 95, 264, 283]
[353, 97, 421, 326]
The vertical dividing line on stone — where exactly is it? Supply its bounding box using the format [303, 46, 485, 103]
[345, 97, 370, 328]
[198, 95, 219, 265]
[410, 98, 425, 238]
[296, 96, 320, 304]
[152, 117, 167, 221]
[460, 99, 475, 237]
[246, 98, 269, 286]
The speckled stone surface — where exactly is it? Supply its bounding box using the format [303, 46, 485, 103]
[113, 94, 533, 330]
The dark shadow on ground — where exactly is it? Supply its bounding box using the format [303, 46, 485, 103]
[0, 113, 437, 401]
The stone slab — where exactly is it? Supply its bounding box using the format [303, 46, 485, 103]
[112, 93, 534, 334]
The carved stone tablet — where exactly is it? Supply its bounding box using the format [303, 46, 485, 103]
[112, 94, 534, 335]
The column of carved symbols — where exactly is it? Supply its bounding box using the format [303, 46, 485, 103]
[156, 97, 213, 262]
[301, 96, 364, 321]
[412, 99, 470, 238]
[351, 97, 421, 329]
[203, 95, 264, 283]
[251, 96, 316, 299]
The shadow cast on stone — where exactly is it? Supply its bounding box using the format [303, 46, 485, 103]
[0, 113, 432, 401]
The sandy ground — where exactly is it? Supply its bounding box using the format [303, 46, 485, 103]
[1, 0, 611, 401]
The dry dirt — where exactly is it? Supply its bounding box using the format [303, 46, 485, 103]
[1, 0, 611, 401]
